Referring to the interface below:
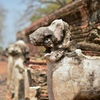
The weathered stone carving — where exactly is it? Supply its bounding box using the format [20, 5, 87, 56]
[25, 0, 100, 57]
[30, 19, 73, 62]
[6, 40, 40, 100]
[29, 19, 100, 100]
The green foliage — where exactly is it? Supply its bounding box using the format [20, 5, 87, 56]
[30, 0, 72, 22]
[30, 3, 60, 22]
[30, 15, 41, 22]
[20, 0, 73, 23]
[0, 46, 3, 53]
[39, 4, 60, 15]
[66, 0, 72, 3]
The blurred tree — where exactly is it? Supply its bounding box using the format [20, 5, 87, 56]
[0, 5, 6, 43]
[39, 0, 72, 6]
[30, 3, 60, 22]
[19, 0, 72, 23]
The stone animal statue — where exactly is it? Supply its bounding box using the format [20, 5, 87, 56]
[30, 19, 72, 62]
[30, 19, 100, 100]
[6, 40, 30, 100]
[6, 40, 41, 100]
[30, 19, 71, 49]
[6, 44, 16, 98]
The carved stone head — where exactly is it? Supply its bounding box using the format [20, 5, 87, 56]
[29, 27, 55, 48]
[29, 19, 71, 51]
[29, 19, 71, 61]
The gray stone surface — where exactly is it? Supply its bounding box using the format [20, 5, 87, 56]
[46, 50, 100, 100]
[29, 19, 100, 100]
